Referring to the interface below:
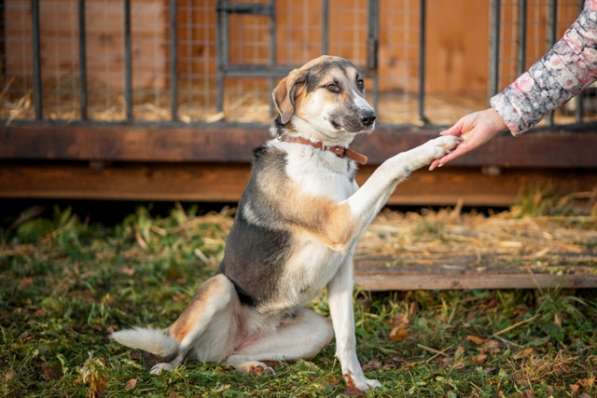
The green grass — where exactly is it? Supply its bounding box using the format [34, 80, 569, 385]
[0, 206, 595, 397]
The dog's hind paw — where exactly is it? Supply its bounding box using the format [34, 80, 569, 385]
[150, 362, 176, 375]
[236, 361, 275, 376]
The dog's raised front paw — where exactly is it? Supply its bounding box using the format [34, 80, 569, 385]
[424, 135, 461, 159]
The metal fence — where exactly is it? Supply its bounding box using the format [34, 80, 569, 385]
[0, 0, 593, 129]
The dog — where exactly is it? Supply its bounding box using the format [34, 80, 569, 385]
[111, 55, 459, 391]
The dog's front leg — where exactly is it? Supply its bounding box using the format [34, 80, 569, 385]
[345, 135, 460, 239]
[328, 255, 381, 391]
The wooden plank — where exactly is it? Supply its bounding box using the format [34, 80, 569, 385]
[1, 124, 597, 168]
[354, 256, 597, 290]
[354, 270, 597, 290]
[1, 163, 596, 206]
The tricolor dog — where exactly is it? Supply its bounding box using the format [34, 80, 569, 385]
[111, 55, 459, 391]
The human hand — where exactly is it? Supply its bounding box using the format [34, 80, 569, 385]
[429, 108, 507, 170]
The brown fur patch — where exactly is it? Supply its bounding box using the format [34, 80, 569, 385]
[168, 277, 222, 342]
[255, 164, 354, 249]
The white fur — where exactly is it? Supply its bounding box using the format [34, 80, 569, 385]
[110, 328, 178, 358]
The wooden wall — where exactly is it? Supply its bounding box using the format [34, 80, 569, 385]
[3, 0, 582, 100]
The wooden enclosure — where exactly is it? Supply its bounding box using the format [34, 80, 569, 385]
[1, 0, 596, 206]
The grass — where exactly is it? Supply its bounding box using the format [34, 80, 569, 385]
[0, 205, 596, 397]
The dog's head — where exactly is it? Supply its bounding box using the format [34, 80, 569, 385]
[272, 55, 376, 141]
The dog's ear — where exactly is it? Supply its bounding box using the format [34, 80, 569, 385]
[272, 69, 306, 125]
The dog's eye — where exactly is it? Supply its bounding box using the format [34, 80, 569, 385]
[356, 79, 365, 91]
[326, 82, 341, 93]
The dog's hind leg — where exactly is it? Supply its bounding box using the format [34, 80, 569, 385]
[150, 274, 238, 375]
[225, 308, 333, 375]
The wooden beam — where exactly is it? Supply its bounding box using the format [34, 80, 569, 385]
[354, 256, 597, 290]
[1, 124, 597, 168]
[354, 269, 597, 290]
[1, 162, 595, 206]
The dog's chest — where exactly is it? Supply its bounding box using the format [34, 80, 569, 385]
[281, 142, 358, 200]
[272, 143, 357, 308]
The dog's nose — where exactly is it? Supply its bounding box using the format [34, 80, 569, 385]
[361, 111, 376, 127]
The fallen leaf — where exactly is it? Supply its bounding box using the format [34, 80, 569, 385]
[19, 277, 33, 289]
[569, 384, 580, 395]
[389, 325, 409, 342]
[472, 353, 488, 364]
[41, 362, 62, 380]
[466, 335, 486, 345]
[481, 340, 501, 354]
[362, 360, 382, 371]
[119, 267, 135, 276]
[125, 378, 137, 391]
[579, 376, 594, 388]
[3, 369, 16, 382]
[514, 347, 534, 359]
[452, 360, 465, 370]
[454, 345, 465, 360]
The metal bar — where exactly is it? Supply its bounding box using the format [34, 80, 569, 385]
[216, 3, 273, 15]
[418, 0, 429, 125]
[78, 0, 88, 120]
[216, 0, 227, 113]
[547, 0, 557, 126]
[517, 0, 527, 76]
[367, 0, 379, 110]
[0, 0, 6, 80]
[489, 0, 501, 97]
[223, 65, 295, 77]
[124, 0, 133, 121]
[268, 0, 276, 115]
[169, 0, 178, 121]
[321, 0, 329, 54]
[31, 0, 42, 120]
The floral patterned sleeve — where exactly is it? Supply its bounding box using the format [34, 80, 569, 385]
[490, 0, 597, 135]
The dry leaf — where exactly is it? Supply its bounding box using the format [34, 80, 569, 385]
[472, 353, 488, 364]
[3, 369, 16, 382]
[41, 362, 62, 380]
[514, 347, 535, 359]
[481, 340, 501, 354]
[19, 277, 33, 289]
[454, 345, 465, 359]
[389, 313, 410, 342]
[466, 335, 486, 345]
[389, 325, 409, 342]
[569, 384, 580, 395]
[554, 313, 562, 328]
[118, 267, 135, 276]
[579, 376, 594, 388]
[125, 378, 137, 391]
[362, 360, 382, 371]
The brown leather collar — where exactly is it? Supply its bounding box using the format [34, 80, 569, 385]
[278, 135, 368, 165]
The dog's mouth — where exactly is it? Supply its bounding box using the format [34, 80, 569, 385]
[330, 118, 375, 134]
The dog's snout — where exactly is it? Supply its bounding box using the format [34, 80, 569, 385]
[360, 111, 376, 127]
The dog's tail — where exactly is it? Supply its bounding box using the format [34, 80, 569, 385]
[110, 327, 178, 357]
